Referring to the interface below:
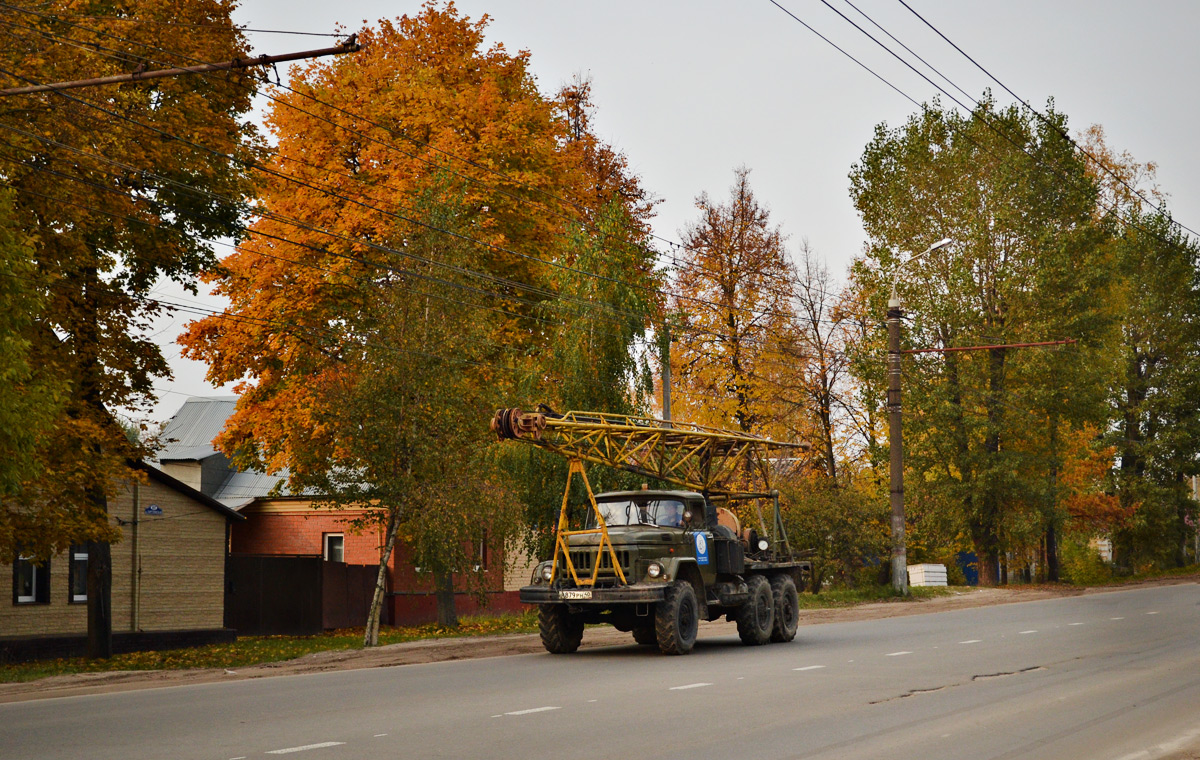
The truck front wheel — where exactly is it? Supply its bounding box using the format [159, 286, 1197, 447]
[538, 604, 584, 654]
[770, 575, 799, 642]
[737, 574, 775, 645]
[655, 581, 699, 655]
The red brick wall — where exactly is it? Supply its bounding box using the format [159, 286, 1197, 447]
[230, 506, 382, 564]
[388, 591, 528, 627]
[230, 501, 511, 620]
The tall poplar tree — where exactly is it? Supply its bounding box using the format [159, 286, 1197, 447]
[849, 97, 1111, 585]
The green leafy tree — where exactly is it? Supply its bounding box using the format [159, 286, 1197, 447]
[849, 96, 1111, 586]
[1108, 210, 1200, 570]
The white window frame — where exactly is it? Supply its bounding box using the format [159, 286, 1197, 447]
[70, 546, 88, 603]
[323, 533, 345, 563]
[15, 555, 39, 604]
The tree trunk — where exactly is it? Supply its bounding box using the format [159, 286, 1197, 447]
[363, 506, 402, 647]
[1046, 414, 1060, 582]
[79, 267, 112, 659]
[85, 537, 112, 658]
[434, 571, 458, 627]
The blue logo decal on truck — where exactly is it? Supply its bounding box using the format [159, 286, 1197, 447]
[694, 532, 710, 565]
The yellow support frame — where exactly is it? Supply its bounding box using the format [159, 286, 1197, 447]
[550, 459, 628, 587]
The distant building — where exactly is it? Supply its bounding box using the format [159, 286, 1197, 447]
[1, 463, 243, 662]
[154, 398, 527, 628]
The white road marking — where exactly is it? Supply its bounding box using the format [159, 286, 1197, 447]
[505, 706, 561, 716]
[1069, 622, 1084, 626]
[669, 682, 713, 691]
[737, 677, 744, 680]
[886, 651, 912, 657]
[794, 665, 826, 671]
[374, 734, 388, 737]
[266, 743, 345, 755]
[1020, 630, 1038, 634]
[959, 639, 981, 644]
[1111, 617, 1125, 620]
[230, 757, 247, 760]
[1146, 611, 1159, 615]
[491, 715, 503, 718]
[587, 699, 597, 703]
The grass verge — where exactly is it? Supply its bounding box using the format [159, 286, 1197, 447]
[795, 584, 957, 609]
[0, 611, 538, 684]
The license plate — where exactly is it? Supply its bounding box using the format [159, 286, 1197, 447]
[559, 589, 592, 600]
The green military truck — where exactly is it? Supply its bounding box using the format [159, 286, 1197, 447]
[519, 488, 809, 655]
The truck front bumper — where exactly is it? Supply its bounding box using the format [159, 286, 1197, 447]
[519, 584, 667, 605]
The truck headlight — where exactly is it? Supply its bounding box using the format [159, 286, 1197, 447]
[757, 539, 769, 551]
[541, 565, 554, 582]
[647, 562, 663, 578]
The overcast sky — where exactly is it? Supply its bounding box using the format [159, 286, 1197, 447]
[140, 0, 1200, 423]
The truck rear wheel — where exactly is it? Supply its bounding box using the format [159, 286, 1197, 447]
[655, 581, 699, 655]
[770, 575, 799, 642]
[736, 574, 774, 645]
[538, 604, 584, 654]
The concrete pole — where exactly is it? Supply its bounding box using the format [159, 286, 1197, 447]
[661, 323, 672, 422]
[887, 296, 909, 594]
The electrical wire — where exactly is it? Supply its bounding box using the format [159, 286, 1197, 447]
[0, 3, 834, 323]
[770, 0, 1198, 262]
[894, 0, 1200, 240]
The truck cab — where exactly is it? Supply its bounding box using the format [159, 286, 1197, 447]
[520, 489, 803, 655]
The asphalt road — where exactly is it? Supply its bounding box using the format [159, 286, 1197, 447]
[3, 582, 1198, 760]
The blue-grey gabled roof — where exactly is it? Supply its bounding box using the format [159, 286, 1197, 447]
[154, 397, 301, 509]
[156, 397, 238, 462]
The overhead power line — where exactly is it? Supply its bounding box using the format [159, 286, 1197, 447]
[768, 0, 1196, 264]
[0, 3, 830, 321]
[894, 0, 1199, 240]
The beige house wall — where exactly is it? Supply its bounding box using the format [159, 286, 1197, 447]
[503, 544, 539, 592]
[1, 475, 228, 638]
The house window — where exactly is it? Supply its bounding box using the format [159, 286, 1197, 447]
[69, 545, 88, 603]
[323, 533, 344, 563]
[13, 555, 49, 605]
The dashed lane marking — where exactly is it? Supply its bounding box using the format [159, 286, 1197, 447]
[1111, 617, 1125, 620]
[794, 665, 826, 671]
[669, 683, 713, 691]
[1020, 630, 1038, 634]
[1069, 622, 1084, 626]
[374, 734, 388, 738]
[266, 743, 345, 755]
[504, 706, 561, 716]
[1147, 611, 1159, 615]
[959, 639, 982, 644]
[886, 651, 913, 657]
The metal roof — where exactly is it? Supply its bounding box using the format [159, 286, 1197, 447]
[212, 468, 309, 508]
[155, 397, 238, 462]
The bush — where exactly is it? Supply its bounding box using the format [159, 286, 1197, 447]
[1059, 538, 1111, 586]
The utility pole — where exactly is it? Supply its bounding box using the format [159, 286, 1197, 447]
[886, 295, 907, 594]
[887, 237, 952, 595]
[0, 37, 360, 96]
[661, 322, 672, 422]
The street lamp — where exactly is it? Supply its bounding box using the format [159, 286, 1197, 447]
[887, 237, 952, 594]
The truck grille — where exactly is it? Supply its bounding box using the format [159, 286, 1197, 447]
[566, 549, 632, 582]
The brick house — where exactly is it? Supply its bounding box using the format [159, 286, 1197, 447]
[1, 463, 243, 661]
[157, 398, 531, 627]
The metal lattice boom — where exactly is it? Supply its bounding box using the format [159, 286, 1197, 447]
[491, 407, 807, 498]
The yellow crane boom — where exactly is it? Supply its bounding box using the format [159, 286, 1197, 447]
[491, 406, 806, 499]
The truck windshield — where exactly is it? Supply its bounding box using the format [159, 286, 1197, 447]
[590, 498, 686, 528]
